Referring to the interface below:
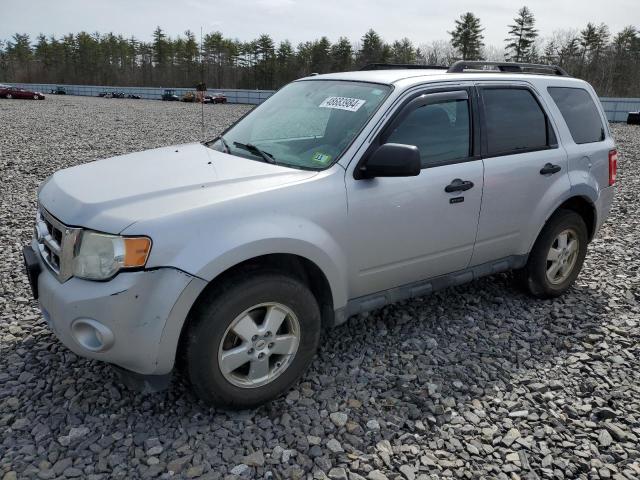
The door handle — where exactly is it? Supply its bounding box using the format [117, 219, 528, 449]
[540, 163, 561, 175]
[445, 178, 474, 193]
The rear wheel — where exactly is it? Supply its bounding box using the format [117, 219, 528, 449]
[519, 209, 588, 298]
[33, 94, 38, 100]
[184, 271, 321, 407]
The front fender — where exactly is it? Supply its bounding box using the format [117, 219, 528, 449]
[195, 233, 349, 310]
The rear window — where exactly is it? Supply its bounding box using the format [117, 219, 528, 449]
[547, 87, 605, 144]
[482, 88, 550, 156]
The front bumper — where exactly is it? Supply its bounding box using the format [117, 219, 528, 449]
[28, 239, 206, 375]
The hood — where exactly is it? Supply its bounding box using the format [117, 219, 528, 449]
[39, 143, 318, 233]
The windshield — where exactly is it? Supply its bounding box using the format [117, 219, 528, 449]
[208, 80, 391, 170]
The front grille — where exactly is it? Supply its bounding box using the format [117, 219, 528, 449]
[34, 207, 80, 282]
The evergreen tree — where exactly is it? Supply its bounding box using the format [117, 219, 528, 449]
[505, 6, 538, 62]
[330, 37, 353, 71]
[1, 24, 640, 96]
[449, 12, 484, 60]
[391, 38, 416, 63]
[275, 40, 296, 84]
[152, 26, 170, 68]
[255, 34, 275, 88]
[310, 36, 332, 73]
[357, 29, 387, 66]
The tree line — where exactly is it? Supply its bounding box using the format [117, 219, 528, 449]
[1, 6, 639, 97]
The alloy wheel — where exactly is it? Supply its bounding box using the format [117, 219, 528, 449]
[546, 228, 579, 285]
[217, 302, 300, 388]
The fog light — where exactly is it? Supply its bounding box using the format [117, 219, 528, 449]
[71, 319, 114, 352]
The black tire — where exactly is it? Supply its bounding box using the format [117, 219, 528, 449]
[184, 271, 321, 408]
[520, 209, 588, 298]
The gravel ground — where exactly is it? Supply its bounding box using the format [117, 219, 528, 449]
[1, 95, 639, 480]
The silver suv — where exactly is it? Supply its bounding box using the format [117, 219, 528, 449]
[23, 61, 617, 407]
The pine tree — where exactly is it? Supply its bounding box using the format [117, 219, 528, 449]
[310, 36, 332, 73]
[505, 6, 538, 62]
[152, 27, 170, 67]
[357, 29, 387, 66]
[330, 37, 353, 71]
[449, 12, 484, 60]
[391, 38, 416, 63]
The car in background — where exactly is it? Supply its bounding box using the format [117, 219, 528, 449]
[98, 91, 126, 99]
[0, 85, 45, 100]
[162, 89, 179, 101]
[181, 91, 197, 102]
[50, 86, 67, 95]
[204, 92, 227, 104]
[127, 94, 141, 99]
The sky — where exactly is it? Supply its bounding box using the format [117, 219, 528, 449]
[1, 0, 638, 48]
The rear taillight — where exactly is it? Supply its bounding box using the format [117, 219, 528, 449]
[608, 149, 618, 186]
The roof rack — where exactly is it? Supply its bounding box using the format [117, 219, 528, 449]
[360, 63, 449, 71]
[447, 60, 570, 76]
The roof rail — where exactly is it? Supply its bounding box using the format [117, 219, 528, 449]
[360, 63, 449, 71]
[447, 60, 570, 76]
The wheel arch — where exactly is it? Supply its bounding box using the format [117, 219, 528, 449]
[170, 252, 340, 375]
[190, 252, 336, 327]
[556, 195, 597, 241]
[527, 193, 597, 255]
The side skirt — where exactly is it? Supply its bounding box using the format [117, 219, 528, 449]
[333, 254, 528, 326]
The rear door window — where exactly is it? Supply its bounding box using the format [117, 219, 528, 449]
[547, 87, 605, 144]
[481, 87, 552, 156]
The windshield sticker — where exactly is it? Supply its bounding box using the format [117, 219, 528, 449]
[311, 152, 332, 165]
[319, 96, 366, 112]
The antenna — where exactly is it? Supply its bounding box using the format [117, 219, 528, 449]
[200, 26, 205, 142]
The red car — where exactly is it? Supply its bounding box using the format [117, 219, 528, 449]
[0, 85, 45, 100]
[204, 92, 227, 104]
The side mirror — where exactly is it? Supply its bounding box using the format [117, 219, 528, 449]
[356, 143, 421, 179]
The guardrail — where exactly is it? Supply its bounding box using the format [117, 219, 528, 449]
[4, 82, 276, 105]
[4, 82, 640, 120]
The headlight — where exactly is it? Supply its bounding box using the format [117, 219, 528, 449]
[73, 231, 152, 280]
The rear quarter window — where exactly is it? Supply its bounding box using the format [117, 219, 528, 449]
[547, 87, 605, 144]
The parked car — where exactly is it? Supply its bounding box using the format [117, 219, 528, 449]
[127, 94, 141, 99]
[162, 89, 179, 101]
[23, 61, 616, 407]
[181, 91, 197, 102]
[204, 92, 227, 104]
[99, 91, 125, 99]
[50, 86, 67, 95]
[0, 85, 45, 100]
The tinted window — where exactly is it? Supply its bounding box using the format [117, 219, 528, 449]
[386, 99, 470, 167]
[482, 88, 548, 156]
[548, 87, 605, 144]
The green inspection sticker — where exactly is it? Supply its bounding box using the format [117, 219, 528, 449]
[311, 152, 332, 165]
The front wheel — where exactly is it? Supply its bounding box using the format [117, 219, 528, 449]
[184, 271, 321, 407]
[6, 94, 12, 99]
[519, 209, 588, 298]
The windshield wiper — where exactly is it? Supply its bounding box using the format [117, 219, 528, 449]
[232, 141, 277, 165]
